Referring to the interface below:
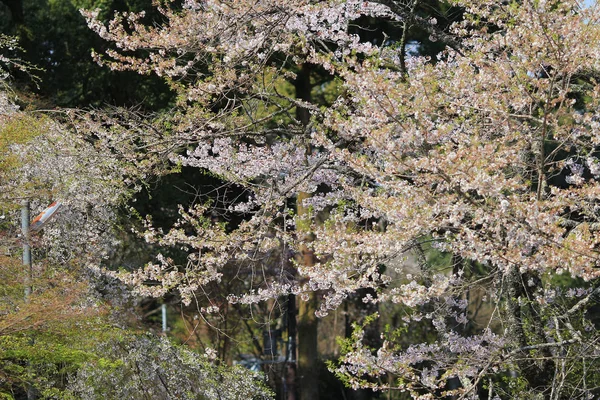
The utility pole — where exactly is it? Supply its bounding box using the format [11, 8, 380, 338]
[21, 200, 36, 400]
[21, 200, 31, 300]
[21, 200, 61, 400]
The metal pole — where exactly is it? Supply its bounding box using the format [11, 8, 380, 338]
[21, 200, 31, 300]
[21, 200, 37, 400]
[161, 303, 167, 333]
[286, 293, 297, 400]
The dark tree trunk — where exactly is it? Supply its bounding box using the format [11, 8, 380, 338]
[1, 0, 24, 25]
[286, 294, 297, 400]
[294, 63, 320, 400]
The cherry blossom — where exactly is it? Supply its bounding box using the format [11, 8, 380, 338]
[83, 0, 600, 397]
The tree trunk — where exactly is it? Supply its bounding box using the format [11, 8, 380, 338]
[298, 288, 319, 400]
[294, 63, 320, 400]
[286, 294, 297, 400]
[1, 0, 24, 25]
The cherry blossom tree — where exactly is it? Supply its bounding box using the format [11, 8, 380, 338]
[1, 39, 277, 398]
[84, 0, 600, 398]
[0, 42, 138, 395]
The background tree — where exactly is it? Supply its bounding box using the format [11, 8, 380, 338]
[0, 0, 172, 108]
[0, 40, 275, 398]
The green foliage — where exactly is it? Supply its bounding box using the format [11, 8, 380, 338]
[0, 326, 120, 399]
[1, 0, 173, 108]
[0, 113, 44, 180]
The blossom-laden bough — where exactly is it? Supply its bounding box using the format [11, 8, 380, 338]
[1, 39, 276, 398]
[84, 0, 600, 398]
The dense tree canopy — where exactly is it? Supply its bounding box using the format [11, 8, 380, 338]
[0, 38, 269, 398]
[82, 0, 600, 398]
[4, 0, 600, 399]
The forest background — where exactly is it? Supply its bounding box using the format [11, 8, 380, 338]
[2, 0, 600, 399]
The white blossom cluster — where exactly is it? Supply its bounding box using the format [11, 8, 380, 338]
[3, 119, 131, 266]
[68, 335, 273, 399]
[82, 0, 600, 397]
